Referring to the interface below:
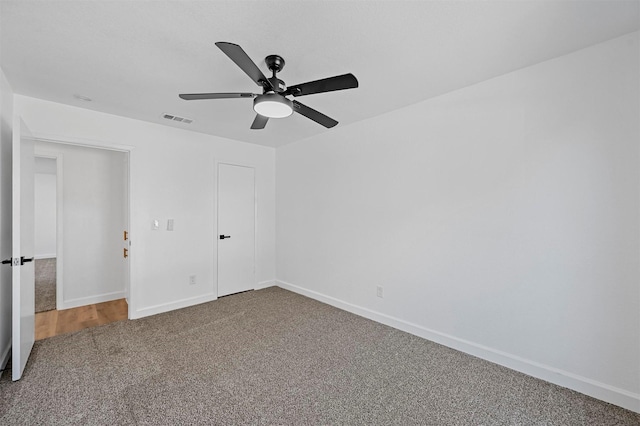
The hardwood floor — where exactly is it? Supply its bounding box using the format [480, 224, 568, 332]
[35, 299, 128, 340]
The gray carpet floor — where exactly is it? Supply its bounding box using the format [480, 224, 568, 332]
[35, 258, 56, 313]
[0, 287, 638, 425]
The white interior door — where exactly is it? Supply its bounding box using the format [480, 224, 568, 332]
[217, 163, 255, 297]
[12, 118, 35, 380]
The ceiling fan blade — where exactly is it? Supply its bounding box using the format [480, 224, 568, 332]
[292, 101, 338, 128]
[215, 42, 273, 90]
[250, 114, 269, 130]
[179, 93, 255, 100]
[286, 73, 358, 97]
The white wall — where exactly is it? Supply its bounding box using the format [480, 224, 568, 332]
[16, 95, 276, 318]
[34, 161, 56, 258]
[276, 32, 640, 412]
[36, 142, 126, 308]
[0, 69, 14, 368]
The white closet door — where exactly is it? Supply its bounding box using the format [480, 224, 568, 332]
[217, 163, 255, 297]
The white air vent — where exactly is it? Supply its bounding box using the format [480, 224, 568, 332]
[162, 113, 193, 124]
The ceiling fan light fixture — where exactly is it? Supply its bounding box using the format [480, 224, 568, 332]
[253, 92, 293, 118]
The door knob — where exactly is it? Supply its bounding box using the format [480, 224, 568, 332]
[219, 235, 231, 240]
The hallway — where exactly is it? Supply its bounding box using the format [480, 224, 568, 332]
[35, 299, 128, 340]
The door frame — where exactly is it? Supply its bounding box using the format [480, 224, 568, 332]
[28, 133, 135, 318]
[215, 160, 258, 298]
[33, 151, 64, 310]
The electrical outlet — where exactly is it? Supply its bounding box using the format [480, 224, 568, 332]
[189, 275, 196, 285]
[376, 286, 383, 298]
[167, 219, 174, 231]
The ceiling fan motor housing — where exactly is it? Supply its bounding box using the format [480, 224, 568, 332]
[268, 77, 286, 92]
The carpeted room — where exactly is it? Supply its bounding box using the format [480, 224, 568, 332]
[1, 1, 639, 424]
[1, 287, 639, 424]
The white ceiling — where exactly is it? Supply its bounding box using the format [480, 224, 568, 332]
[1, 1, 638, 148]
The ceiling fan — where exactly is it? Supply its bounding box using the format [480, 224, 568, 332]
[179, 42, 358, 129]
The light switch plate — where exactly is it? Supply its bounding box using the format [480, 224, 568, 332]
[152, 219, 160, 230]
[167, 219, 174, 231]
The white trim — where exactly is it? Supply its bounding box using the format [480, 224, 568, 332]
[123, 152, 131, 306]
[256, 280, 275, 290]
[34, 254, 56, 260]
[61, 291, 125, 310]
[126, 149, 135, 318]
[28, 131, 134, 153]
[132, 293, 217, 319]
[212, 156, 218, 299]
[275, 279, 640, 414]
[0, 338, 11, 370]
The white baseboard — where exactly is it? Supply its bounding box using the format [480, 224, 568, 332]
[34, 254, 56, 260]
[0, 338, 11, 370]
[61, 291, 125, 310]
[132, 293, 216, 320]
[256, 280, 275, 290]
[275, 279, 640, 414]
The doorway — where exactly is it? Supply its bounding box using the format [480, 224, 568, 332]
[33, 141, 130, 338]
[217, 163, 256, 297]
[33, 156, 58, 313]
